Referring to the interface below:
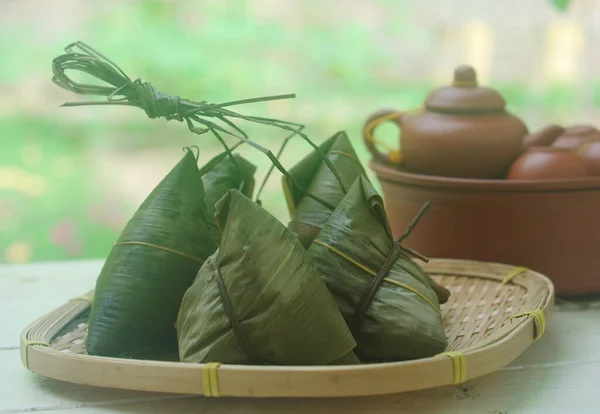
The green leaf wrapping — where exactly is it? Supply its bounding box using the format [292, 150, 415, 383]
[308, 176, 448, 362]
[201, 152, 257, 244]
[282, 131, 366, 248]
[176, 189, 359, 365]
[86, 150, 256, 360]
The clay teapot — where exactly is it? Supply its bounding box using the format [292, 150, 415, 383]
[363, 65, 529, 179]
[507, 147, 588, 180]
[552, 125, 600, 150]
[522, 124, 565, 148]
[579, 140, 600, 176]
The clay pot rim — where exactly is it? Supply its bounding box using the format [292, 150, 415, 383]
[526, 146, 574, 153]
[370, 160, 600, 193]
[562, 125, 598, 136]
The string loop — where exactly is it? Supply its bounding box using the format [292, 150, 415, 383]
[509, 308, 546, 340]
[437, 351, 467, 384]
[202, 362, 222, 397]
[113, 241, 205, 265]
[502, 266, 529, 285]
[21, 340, 50, 370]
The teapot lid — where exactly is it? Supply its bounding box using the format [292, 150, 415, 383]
[562, 125, 598, 136]
[424, 65, 506, 114]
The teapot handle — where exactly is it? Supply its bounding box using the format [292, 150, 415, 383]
[363, 108, 405, 166]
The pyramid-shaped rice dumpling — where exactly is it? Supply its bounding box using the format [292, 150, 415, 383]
[176, 189, 359, 365]
[308, 175, 447, 362]
[282, 131, 366, 248]
[87, 149, 239, 360]
[201, 151, 257, 244]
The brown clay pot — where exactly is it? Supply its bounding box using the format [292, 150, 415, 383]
[580, 140, 600, 176]
[522, 124, 564, 149]
[370, 160, 600, 296]
[363, 65, 529, 179]
[507, 147, 588, 181]
[552, 125, 600, 150]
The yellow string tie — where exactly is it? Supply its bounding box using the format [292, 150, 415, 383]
[510, 308, 546, 341]
[70, 295, 93, 305]
[21, 340, 50, 370]
[388, 150, 403, 164]
[363, 111, 405, 164]
[114, 241, 205, 265]
[327, 150, 361, 163]
[502, 266, 529, 285]
[438, 351, 467, 385]
[363, 111, 404, 148]
[312, 239, 441, 315]
[202, 362, 222, 397]
[363, 107, 423, 164]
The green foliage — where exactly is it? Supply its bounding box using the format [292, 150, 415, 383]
[550, 0, 571, 12]
[0, 118, 122, 263]
[0, 0, 595, 263]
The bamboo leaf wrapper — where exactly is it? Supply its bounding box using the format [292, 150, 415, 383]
[282, 131, 366, 248]
[86, 149, 256, 359]
[308, 176, 448, 362]
[176, 189, 359, 365]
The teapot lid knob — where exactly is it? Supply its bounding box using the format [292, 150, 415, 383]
[453, 65, 478, 87]
[424, 64, 506, 113]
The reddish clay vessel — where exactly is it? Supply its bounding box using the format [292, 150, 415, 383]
[507, 147, 588, 180]
[370, 160, 600, 296]
[363, 65, 529, 179]
[552, 125, 600, 150]
[580, 140, 600, 176]
[522, 124, 564, 149]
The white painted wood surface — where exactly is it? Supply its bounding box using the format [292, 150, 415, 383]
[1, 260, 600, 413]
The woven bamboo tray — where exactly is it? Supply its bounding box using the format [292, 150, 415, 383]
[20, 258, 554, 398]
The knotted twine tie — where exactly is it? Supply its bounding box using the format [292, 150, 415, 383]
[350, 239, 430, 334]
[129, 80, 186, 121]
[51, 41, 345, 211]
[350, 203, 432, 334]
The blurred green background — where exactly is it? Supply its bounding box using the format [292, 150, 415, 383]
[1, 0, 597, 264]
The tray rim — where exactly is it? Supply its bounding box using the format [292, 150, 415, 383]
[20, 258, 555, 398]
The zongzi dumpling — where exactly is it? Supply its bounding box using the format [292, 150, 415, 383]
[201, 151, 257, 244]
[282, 131, 366, 248]
[308, 175, 447, 362]
[176, 189, 359, 366]
[86, 149, 256, 360]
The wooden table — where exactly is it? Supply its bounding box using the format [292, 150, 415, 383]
[1, 259, 600, 413]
